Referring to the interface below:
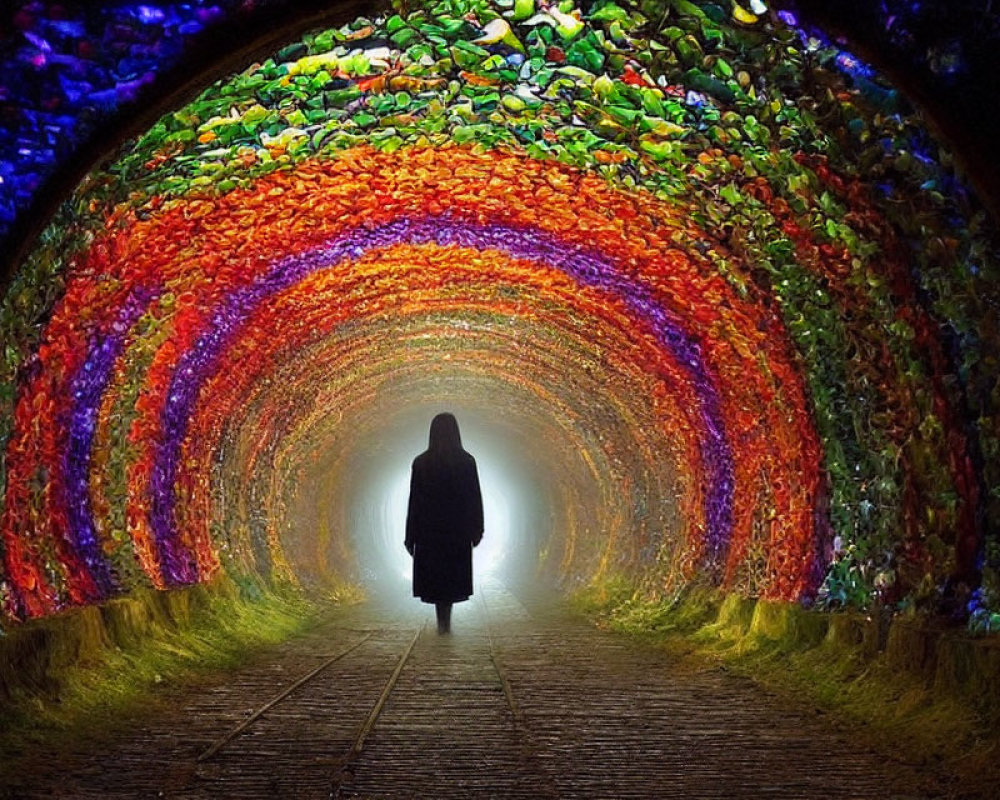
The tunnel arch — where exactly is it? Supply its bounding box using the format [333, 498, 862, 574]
[1, 0, 998, 629]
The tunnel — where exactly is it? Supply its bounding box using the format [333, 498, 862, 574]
[1, 0, 1000, 796]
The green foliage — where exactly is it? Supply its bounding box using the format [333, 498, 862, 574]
[0, 580, 322, 768]
[817, 551, 874, 609]
[573, 588, 1000, 784]
[572, 574, 721, 634]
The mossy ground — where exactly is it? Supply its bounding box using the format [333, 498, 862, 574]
[0, 578, 362, 779]
[4, 575, 997, 791]
[572, 576, 1000, 789]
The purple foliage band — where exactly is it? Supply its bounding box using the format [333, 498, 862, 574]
[68, 216, 734, 587]
[65, 287, 158, 593]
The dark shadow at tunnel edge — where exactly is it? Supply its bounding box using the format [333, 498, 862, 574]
[770, 0, 1000, 223]
[0, 0, 389, 291]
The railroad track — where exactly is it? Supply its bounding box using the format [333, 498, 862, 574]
[193, 585, 550, 798]
[197, 625, 423, 776]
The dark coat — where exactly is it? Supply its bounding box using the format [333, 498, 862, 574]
[405, 417, 483, 604]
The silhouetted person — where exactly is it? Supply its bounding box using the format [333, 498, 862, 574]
[405, 413, 483, 634]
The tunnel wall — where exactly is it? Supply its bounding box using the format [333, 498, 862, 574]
[1, 0, 999, 629]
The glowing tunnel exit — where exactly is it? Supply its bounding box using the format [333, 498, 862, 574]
[298, 390, 630, 611]
[342, 409, 527, 605]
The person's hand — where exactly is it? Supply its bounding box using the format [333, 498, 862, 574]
[473, 533, 482, 547]
[405, 542, 414, 556]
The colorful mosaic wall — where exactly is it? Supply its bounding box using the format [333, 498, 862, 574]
[1, 0, 998, 629]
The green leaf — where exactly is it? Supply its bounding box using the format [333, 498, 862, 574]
[391, 28, 419, 48]
[242, 104, 269, 124]
[593, 74, 618, 101]
[502, 94, 527, 112]
[285, 109, 308, 127]
[512, 0, 535, 22]
[606, 104, 640, 125]
[451, 41, 491, 69]
[439, 17, 468, 36]
[684, 68, 736, 104]
[639, 138, 678, 160]
[549, 7, 584, 40]
[343, 53, 373, 76]
[325, 87, 362, 107]
[640, 88, 665, 117]
[720, 183, 742, 205]
[167, 130, 197, 143]
[713, 58, 734, 79]
[312, 127, 334, 149]
[352, 112, 377, 128]
[406, 42, 434, 62]
[639, 117, 686, 136]
[385, 14, 406, 33]
[451, 123, 490, 143]
[674, 1, 707, 19]
[589, 3, 627, 22]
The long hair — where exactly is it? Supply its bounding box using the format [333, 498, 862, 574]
[428, 412, 462, 455]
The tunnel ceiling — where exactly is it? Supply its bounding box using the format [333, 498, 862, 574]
[1, 0, 999, 629]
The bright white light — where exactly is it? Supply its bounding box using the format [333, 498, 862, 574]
[384, 467, 415, 582]
[473, 459, 512, 580]
[348, 416, 523, 607]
